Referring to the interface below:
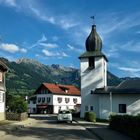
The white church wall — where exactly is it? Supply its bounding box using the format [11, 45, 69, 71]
[99, 94, 110, 119]
[99, 94, 140, 119]
[80, 57, 107, 118]
[112, 94, 140, 115]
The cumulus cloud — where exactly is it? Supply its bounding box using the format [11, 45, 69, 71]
[0, 43, 27, 53]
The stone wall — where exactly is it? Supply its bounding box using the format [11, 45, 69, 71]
[6, 112, 28, 121]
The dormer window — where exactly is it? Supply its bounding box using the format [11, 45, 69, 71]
[89, 57, 95, 69]
[59, 86, 69, 93]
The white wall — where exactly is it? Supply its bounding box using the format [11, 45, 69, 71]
[0, 91, 5, 113]
[80, 57, 107, 118]
[37, 94, 53, 105]
[99, 94, 140, 119]
[99, 94, 111, 119]
[35, 94, 81, 114]
[28, 101, 36, 113]
[53, 95, 81, 113]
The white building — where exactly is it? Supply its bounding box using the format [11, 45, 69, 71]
[0, 61, 8, 120]
[28, 83, 81, 114]
[79, 24, 140, 119]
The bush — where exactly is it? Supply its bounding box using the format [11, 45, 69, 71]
[109, 114, 140, 140]
[84, 112, 96, 123]
[6, 94, 28, 113]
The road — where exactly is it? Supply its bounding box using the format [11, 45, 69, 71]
[2, 114, 100, 140]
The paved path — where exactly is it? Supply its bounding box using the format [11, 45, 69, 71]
[74, 118, 134, 140]
[0, 114, 100, 140]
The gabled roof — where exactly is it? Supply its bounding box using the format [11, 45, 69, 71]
[94, 79, 140, 94]
[36, 83, 80, 96]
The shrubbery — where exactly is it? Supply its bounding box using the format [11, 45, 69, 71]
[109, 114, 140, 140]
[6, 94, 28, 113]
[84, 112, 96, 123]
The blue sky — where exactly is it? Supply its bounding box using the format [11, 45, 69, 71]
[0, 0, 140, 78]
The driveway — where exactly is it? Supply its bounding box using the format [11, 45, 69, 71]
[1, 114, 100, 140]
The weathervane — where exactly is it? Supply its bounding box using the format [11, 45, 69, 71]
[90, 16, 95, 25]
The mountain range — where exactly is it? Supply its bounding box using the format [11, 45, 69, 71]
[0, 57, 123, 96]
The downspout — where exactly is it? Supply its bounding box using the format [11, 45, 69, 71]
[110, 91, 112, 114]
[4, 72, 6, 120]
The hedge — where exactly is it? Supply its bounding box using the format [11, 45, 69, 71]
[109, 114, 140, 140]
[84, 112, 96, 123]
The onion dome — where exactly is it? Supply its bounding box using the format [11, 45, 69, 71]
[86, 25, 102, 52]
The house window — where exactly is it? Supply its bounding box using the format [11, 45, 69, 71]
[42, 97, 45, 103]
[89, 57, 95, 69]
[85, 106, 88, 112]
[57, 97, 62, 103]
[119, 104, 126, 113]
[38, 97, 41, 103]
[73, 98, 77, 104]
[65, 98, 70, 103]
[90, 106, 93, 111]
[47, 97, 51, 103]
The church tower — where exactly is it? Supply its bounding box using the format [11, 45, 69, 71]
[79, 23, 108, 118]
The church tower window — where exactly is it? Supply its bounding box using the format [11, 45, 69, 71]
[89, 57, 95, 68]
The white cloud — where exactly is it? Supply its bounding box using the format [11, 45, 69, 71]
[118, 67, 140, 73]
[42, 49, 54, 57]
[0, 43, 26, 53]
[67, 44, 83, 53]
[95, 12, 140, 44]
[30, 34, 59, 49]
[42, 49, 68, 58]
[40, 43, 58, 48]
[67, 44, 74, 50]
[104, 44, 119, 58]
[52, 36, 59, 41]
[29, 5, 55, 24]
[20, 48, 27, 53]
[59, 18, 79, 30]
[118, 67, 140, 77]
[120, 41, 140, 52]
[38, 34, 47, 43]
[1, 0, 17, 7]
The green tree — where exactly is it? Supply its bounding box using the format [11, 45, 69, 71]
[6, 93, 27, 113]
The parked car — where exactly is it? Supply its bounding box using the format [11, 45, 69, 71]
[57, 110, 72, 123]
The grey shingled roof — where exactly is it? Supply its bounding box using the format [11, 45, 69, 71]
[94, 79, 140, 94]
[79, 51, 108, 61]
